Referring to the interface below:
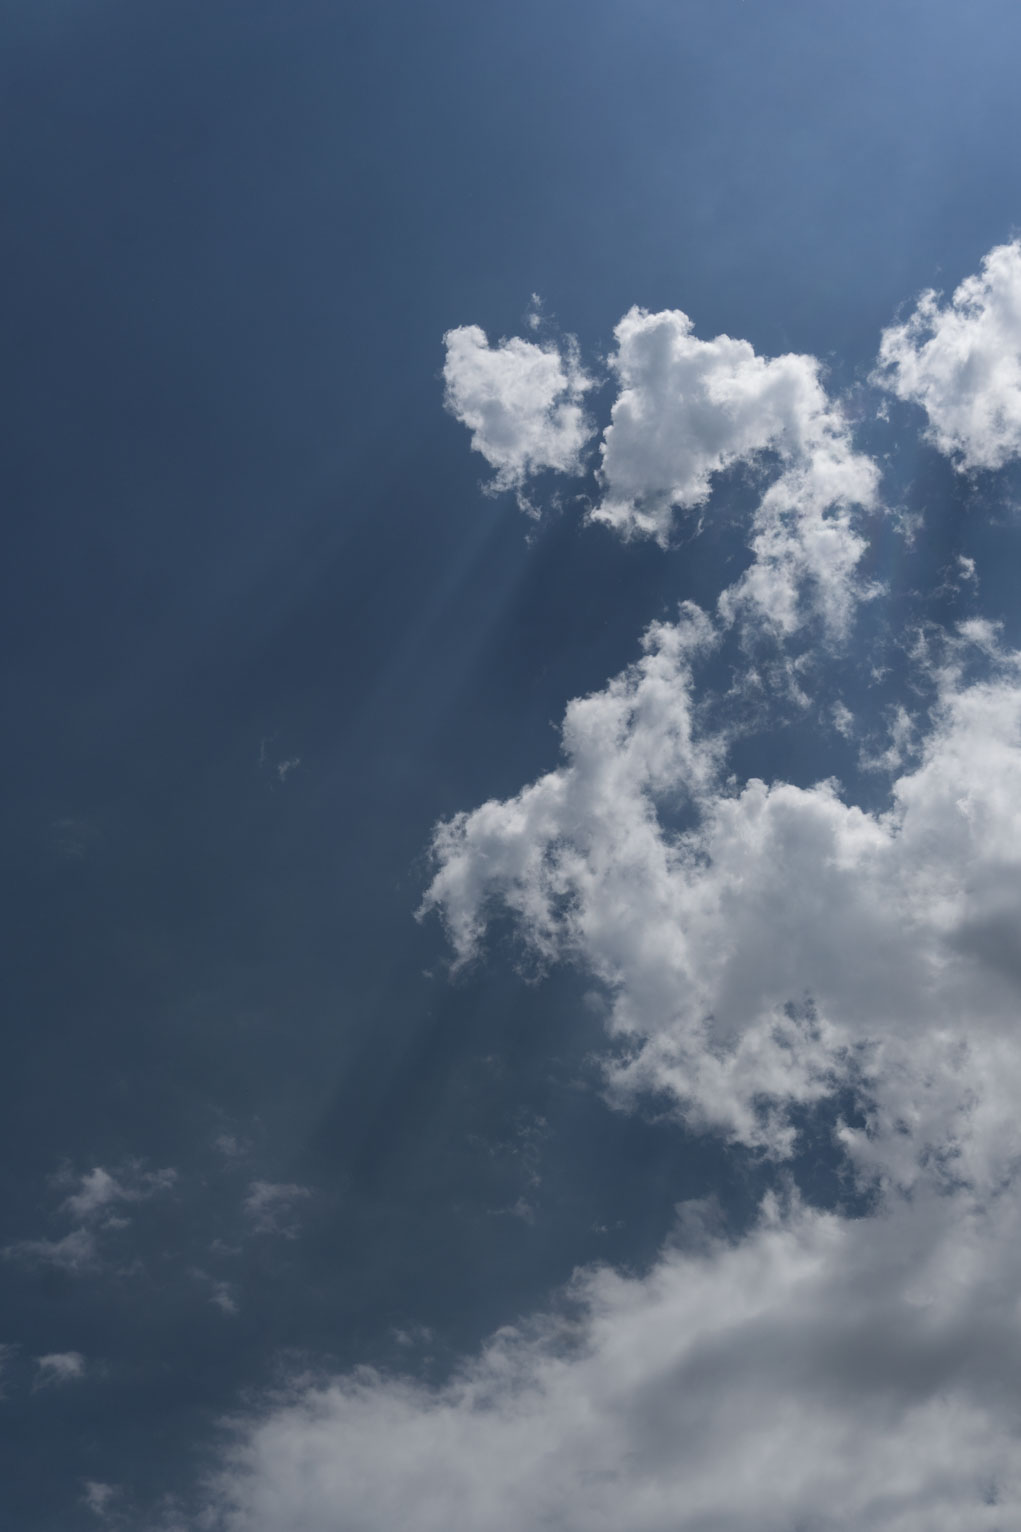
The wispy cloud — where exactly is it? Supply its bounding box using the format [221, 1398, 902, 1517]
[3, 1161, 177, 1273]
[243, 1181, 311, 1238]
[82, 1481, 121, 1522]
[34, 1351, 86, 1388]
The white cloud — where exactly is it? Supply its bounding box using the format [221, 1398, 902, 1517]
[832, 700, 855, 737]
[598, 308, 829, 530]
[874, 239, 1021, 470]
[421, 611, 1021, 1195]
[146, 254, 1021, 1532]
[196, 617, 1021, 1523]
[34, 1351, 86, 1387]
[957, 552, 979, 586]
[195, 1183, 1021, 1532]
[715, 432, 879, 639]
[442, 305, 878, 634]
[857, 702, 918, 774]
[442, 324, 594, 500]
[243, 1182, 311, 1238]
[593, 308, 878, 637]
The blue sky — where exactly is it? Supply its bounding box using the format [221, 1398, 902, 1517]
[4, 2, 1021, 1527]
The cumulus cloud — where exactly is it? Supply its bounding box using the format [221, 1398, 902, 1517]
[34, 1351, 86, 1388]
[194, 1184, 1021, 1532]
[421, 611, 1021, 1195]
[594, 306, 879, 634]
[186, 617, 1021, 1532]
[442, 324, 593, 501]
[874, 239, 1021, 470]
[444, 304, 878, 635]
[243, 1181, 311, 1238]
[145, 244, 1021, 1532]
[716, 432, 879, 639]
[597, 308, 864, 530]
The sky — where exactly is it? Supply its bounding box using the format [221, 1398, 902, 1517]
[3, 1, 1021, 1527]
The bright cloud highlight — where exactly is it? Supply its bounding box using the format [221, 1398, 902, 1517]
[442, 325, 593, 500]
[421, 613, 1021, 1191]
[444, 304, 879, 635]
[875, 238, 1021, 470]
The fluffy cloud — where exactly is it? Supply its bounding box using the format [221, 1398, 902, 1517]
[597, 309, 869, 525]
[421, 611, 1021, 1196]
[187, 617, 1021, 1531]
[716, 432, 879, 639]
[195, 1183, 1021, 1532]
[444, 305, 878, 634]
[595, 306, 879, 635]
[442, 325, 593, 499]
[874, 239, 1021, 471]
[147, 245, 1021, 1532]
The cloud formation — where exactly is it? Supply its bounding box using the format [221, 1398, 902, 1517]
[34, 1351, 86, 1388]
[82, 1481, 121, 1521]
[196, 617, 1021, 1531]
[3, 1161, 177, 1272]
[598, 307, 873, 529]
[875, 239, 1021, 470]
[243, 1181, 311, 1238]
[444, 305, 878, 635]
[198, 1183, 1020, 1532]
[596, 308, 880, 635]
[140, 237, 1021, 1532]
[442, 325, 593, 500]
[62, 1164, 177, 1222]
[422, 614, 1021, 1196]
